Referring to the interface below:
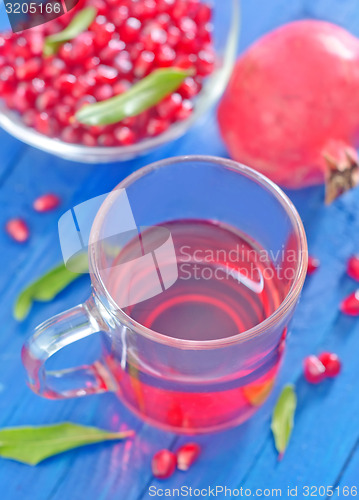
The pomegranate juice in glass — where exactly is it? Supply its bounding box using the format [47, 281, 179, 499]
[22, 156, 307, 434]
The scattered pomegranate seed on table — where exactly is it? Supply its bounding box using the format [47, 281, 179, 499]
[151, 449, 177, 479]
[340, 290, 359, 316]
[0, 0, 214, 147]
[176, 442, 201, 471]
[318, 352, 341, 378]
[33, 193, 61, 212]
[303, 355, 326, 384]
[347, 255, 359, 281]
[5, 218, 30, 243]
[307, 256, 320, 275]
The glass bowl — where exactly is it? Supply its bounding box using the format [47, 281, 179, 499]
[0, 0, 240, 163]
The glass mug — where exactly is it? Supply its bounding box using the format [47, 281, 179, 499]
[22, 156, 307, 434]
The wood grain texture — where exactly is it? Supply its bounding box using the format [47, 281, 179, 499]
[0, 0, 359, 498]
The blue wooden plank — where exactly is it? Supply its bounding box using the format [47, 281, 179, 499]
[333, 442, 359, 493]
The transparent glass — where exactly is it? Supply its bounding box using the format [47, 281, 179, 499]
[22, 156, 308, 434]
[0, 0, 240, 163]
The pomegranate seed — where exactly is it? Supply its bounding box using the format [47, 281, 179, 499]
[121, 17, 142, 43]
[5, 218, 29, 243]
[158, 0, 175, 14]
[176, 443, 201, 471]
[111, 5, 130, 27]
[23, 109, 37, 127]
[132, 0, 156, 20]
[151, 450, 176, 479]
[156, 93, 182, 119]
[84, 56, 100, 71]
[167, 25, 181, 47]
[179, 77, 201, 98]
[174, 53, 197, 70]
[307, 256, 320, 275]
[347, 255, 359, 281]
[58, 42, 74, 63]
[82, 132, 97, 146]
[99, 38, 126, 62]
[16, 58, 42, 80]
[176, 99, 193, 120]
[197, 23, 212, 44]
[95, 65, 118, 84]
[75, 95, 96, 111]
[98, 133, 116, 146]
[147, 117, 170, 136]
[113, 51, 133, 75]
[93, 23, 115, 49]
[195, 4, 212, 24]
[172, 0, 188, 20]
[140, 24, 167, 50]
[61, 126, 81, 144]
[42, 58, 66, 79]
[71, 32, 95, 61]
[179, 17, 197, 37]
[33, 193, 61, 212]
[156, 45, 176, 67]
[55, 104, 73, 125]
[55, 74, 77, 94]
[113, 80, 131, 95]
[318, 352, 341, 378]
[36, 89, 58, 112]
[34, 112, 58, 137]
[13, 83, 36, 112]
[196, 49, 215, 76]
[340, 290, 359, 316]
[303, 355, 326, 384]
[114, 126, 136, 145]
[133, 50, 155, 78]
[93, 84, 113, 101]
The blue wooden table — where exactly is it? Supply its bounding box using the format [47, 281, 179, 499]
[1, 0, 359, 498]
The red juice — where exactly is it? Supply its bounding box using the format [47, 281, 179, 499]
[104, 219, 287, 433]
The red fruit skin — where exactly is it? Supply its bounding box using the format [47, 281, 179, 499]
[340, 290, 359, 316]
[347, 255, 359, 281]
[318, 352, 341, 378]
[176, 443, 201, 471]
[303, 355, 326, 384]
[33, 193, 61, 212]
[218, 20, 359, 188]
[307, 256, 320, 275]
[5, 218, 29, 243]
[152, 450, 177, 479]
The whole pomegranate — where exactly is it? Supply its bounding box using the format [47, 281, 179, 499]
[218, 20, 359, 200]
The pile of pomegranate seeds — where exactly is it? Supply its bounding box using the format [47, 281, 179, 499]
[303, 352, 341, 384]
[152, 442, 201, 479]
[307, 255, 320, 275]
[0, 0, 214, 146]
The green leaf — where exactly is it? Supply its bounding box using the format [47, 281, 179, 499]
[14, 254, 88, 321]
[43, 7, 97, 57]
[0, 423, 134, 465]
[75, 67, 191, 126]
[271, 384, 297, 459]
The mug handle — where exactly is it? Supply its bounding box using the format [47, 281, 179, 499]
[21, 296, 115, 399]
